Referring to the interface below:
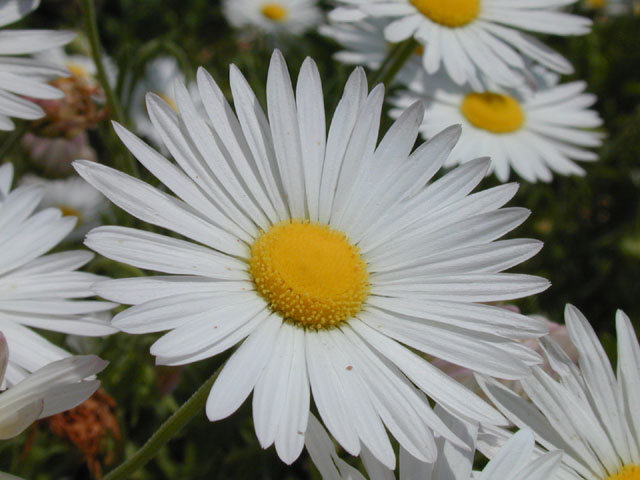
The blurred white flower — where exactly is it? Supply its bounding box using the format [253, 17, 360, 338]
[223, 0, 322, 35]
[19, 174, 108, 241]
[390, 69, 604, 182]
[0, 0, 76, 130]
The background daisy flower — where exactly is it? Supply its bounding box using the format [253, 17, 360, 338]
[76, 50, 550, 468]
[0, 332, 107, 442]
[329, 0, 592, 90]
[0, 0, 76, 130]
[390, 69, 604, 182]
[19, 175, 108, 241]
[306, 407, 563, 480]
[223, 0, 322, 35]
[479, 304, 640, 480]
[0, 163, 116, 387]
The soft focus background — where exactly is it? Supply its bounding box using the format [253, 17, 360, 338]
[1, 0, 639, 478]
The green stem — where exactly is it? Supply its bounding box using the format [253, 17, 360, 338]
[370, 38, 420, 90]
[103, 367, 222, 480]
[80, 0, 138, 177]
[0, 122, 27, 160]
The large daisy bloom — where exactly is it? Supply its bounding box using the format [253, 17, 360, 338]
[479, 304, 640, 480]
[76, 50, 550, 468]
[0, 163, 116, 387]
[0, 0, 76, 130]
[306, 407, 563, 480]
[223, 0, 322, 35]
[0, 332, 107, 441]
[390, 70, 604, 183]
[329, 0, 591, 90]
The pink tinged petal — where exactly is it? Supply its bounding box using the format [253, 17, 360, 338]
[206, 313, 282, 421]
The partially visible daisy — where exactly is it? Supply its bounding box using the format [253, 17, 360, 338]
[19, 174, 108, 241]
[319, 18, 424, 88]
[0, 332, 107, 442]
[128, 56, 198, 148]
[390, 70, 604, 182]
[582, 0, 640, 16]
[223, 0, 322, 35]
[306, 407, 563, 480]
[329, 0, 591, 90]
[35, 45, 117, 89]
[76, 50, 550, 468]
[0, 0, 76, 130]
[479, 304, 640, 480]
[0, 163, 116, 387]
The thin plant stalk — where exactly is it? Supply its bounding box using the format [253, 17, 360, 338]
[370, 37, 420, 89]
[103, 367, 223, 480]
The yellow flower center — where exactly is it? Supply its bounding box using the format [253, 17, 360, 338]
[67, 63, 89, 79]
[586, 0, 607, 8]
[607, 465, 640, 480]
[249, 220, 369, 329]
[461, 92, 525, 134]
[156, 92, 178, 112]
[58, 204, 82, 219]
[410, 0, 480, 27]
[261, 3, 288, 21]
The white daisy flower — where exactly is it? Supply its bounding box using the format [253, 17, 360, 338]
[35, 45, 117, 88]
[479, 304, 640, 480]
[75, 50, 550, 468]
[390, 70, 604, 183]
[128, 56, 199, 149]
[306, 407, 563, 480]
[0, 0, 76, 130]
[19, 174, 108, 241]
[0, 331, 107, 442]
[329, 0, 592, 90]
[582, 0, 639, 16]
[0, 163, 116, 387]
[223, 0, 322, 35]
[318, 18, 424, 88]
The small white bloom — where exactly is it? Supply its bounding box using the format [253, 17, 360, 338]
[319, 18, 424, 88]
[329, 0, 592, 90]
[306, 407, 563, 480]
[128, 56, 198, 148]
[19, 174, 108, 241]
[0, 0, 76, 130]
[0, 331, 107, 441]
[0, 163, 116, 387]
[390, 70, 604, 183]
[76, 50, 550, 468]
[582, 0, 640, 16]
[479, 304, 640, 480]
[35, 45, 117, 88]
[223, 0, 322, 35]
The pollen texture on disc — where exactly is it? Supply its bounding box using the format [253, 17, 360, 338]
[410, 0, 480, 28]
[607, 465, 640, 480]
[249, 220, 369, 329]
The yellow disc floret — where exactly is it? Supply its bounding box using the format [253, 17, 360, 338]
[607, 465, 640, 480]
[586, 0, 607, 8]
[58, 204, 82, 220]
[261, 3, 289, 22]
[410, 0, 480, 27]
[461, 92, 525, 134]
[249, 220, 369, 329]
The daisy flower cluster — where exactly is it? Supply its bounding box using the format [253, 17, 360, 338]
[322, 0, 605, 183]
[0, 0, 637, 479]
